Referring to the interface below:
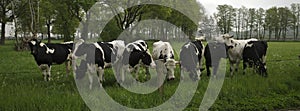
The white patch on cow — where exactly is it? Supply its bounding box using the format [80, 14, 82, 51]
[93, 43, 105, 60]
[40, 43, 46, 47]
[195, 36, 205, 41]
[109, 40, 125, 58]
[63, 41, 74, 44]
[245, 43, 253, 48]
[30, 41, 36, 45]
[184, 43, 191, 49]
[46, 48, 55, 54]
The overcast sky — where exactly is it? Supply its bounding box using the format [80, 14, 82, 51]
[198, 0, 300, 15]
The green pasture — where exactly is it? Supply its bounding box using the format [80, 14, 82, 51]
[0, 40, 300, 110]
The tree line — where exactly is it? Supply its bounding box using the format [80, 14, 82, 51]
[200, 4, 300, 41]
[0, 0, 204, 49]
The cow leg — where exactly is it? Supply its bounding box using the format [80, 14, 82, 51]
[87, 64, 96, 90]
[65, 61, 71, 77]
[88, 72, 93, 90]
[235, 60, 240, 72]
[212, 64, 219, 77]
[199, 58, 205, 71]
[229, 62, 234, 76]
[134, 66, 140, 81]
[243, 61, 247, 75]
[97, 67, 104, 88]
[206, 65, 211, 77]
[47, 65, 52, 81]
[180, 67, 185, 80]
[39, 65, 48, 81]
[145, 67, 150, 79]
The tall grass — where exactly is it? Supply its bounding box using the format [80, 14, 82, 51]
[0, 40, 299, 110]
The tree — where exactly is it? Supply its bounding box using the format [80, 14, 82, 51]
[248, 8, 256, 38]
[39, 0, 56, 43]
[265, 7, 279, 40]
[256, 8, 265, 39]
[216, 5, 236, 34]
[0, 0, 13, 45]
[51, 0, 82, 41]
[291, 3, 300, 40]
[277, 7, 293, 40]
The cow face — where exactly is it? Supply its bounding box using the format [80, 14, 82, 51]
[257, 62, 267, 77]
[28, 39, 41, 55]
[165, 59, 176, 80]
[222, 34, 235, 49]
[141, 51, 156, 68]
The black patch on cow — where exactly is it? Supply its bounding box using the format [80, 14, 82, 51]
[204, 42, 227, 76]
[180, 40, 203, 80]
[243, 41, 268, 77]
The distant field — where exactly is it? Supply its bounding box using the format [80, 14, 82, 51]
[0, 40, 300, 110]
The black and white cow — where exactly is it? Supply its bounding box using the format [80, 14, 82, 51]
[73, 40, 123, 89]
[204, 41, 227, 77]
[222, 34, 258, 76]
[121, 40, 156, 82]
[152, 41, 176, 81]
[180, 40, 204, 81]
[28, 39, 73, 81]
[242, 41, 268, 76]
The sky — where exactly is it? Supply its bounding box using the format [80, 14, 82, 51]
[198, 0, 300, 15]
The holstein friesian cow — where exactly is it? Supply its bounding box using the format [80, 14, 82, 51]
[222, 34, 258, 76]
[204, 41, 227, 77]
[242, 41, 268, 77]
[73, 40, 123, 89]
[180, 39, 205, 81]
[28, 39, 73, 81]
[121, 40, 156, 82]
[152, 41, 176, 81]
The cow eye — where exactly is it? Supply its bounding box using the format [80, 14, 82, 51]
[231, 40, 234, 43]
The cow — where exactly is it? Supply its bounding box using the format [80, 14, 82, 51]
[28, 39, 73, 81]
[242, 41, 268, 77]
[204, 41, 227, 77]
[222, 34, 258, 76]
[73, 40, 122, 89]
[120, 40, 156, 82]
[180, 40, 205, 81]
[152, 41, 176, 81]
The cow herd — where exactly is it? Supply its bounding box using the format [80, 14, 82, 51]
[28, 34, 269, 88]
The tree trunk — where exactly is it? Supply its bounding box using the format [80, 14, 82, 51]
[47, 23, 51, 43]
[296, 26, 299, 40]
[0, 22, 6, 45]
[268, 29, 272, 41]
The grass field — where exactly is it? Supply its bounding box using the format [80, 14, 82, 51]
[0, 40, 300, 110]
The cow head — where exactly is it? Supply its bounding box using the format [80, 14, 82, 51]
[257, 62, 267, 77]
[28, 39, 41, 55]
[222, 34, 235, 49]
[141, 50, 156, 68]
[165, 59, 176, 80]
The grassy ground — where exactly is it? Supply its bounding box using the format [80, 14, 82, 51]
[0, 40, 300, 110]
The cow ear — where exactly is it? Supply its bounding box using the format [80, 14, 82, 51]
[230, 35, 234, 38]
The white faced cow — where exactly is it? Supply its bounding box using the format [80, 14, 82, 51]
[180, 40, 205, 81]
[222, 34, 258, 76]
[28, 39, 73, 81]
[74, 40, 122, 89]
[121, 40, 156, 82]
[152, 41, 176, 81]
[243, 41, 268, 77]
